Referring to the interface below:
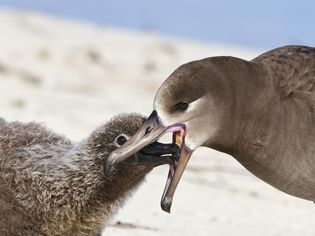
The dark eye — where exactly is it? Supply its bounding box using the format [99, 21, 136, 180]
[114, 134, 129, 147]
[174, 101, 189, 112]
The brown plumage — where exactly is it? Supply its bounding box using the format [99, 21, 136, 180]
[109, 45, 315, 211]
[0, 113, 176, 235]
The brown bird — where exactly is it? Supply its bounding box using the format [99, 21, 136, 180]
[108, 45, 315, 212]
[0, 113, 178, 235]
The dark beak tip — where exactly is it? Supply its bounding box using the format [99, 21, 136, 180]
[161, 197, 173, 213]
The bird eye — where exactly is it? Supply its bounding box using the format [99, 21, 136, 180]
[114, 134, 129, 147]
[174, 101, 189, 112]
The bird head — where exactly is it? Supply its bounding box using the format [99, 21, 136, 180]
[90, 113, 179, 179]
[107, 59, 232, 212]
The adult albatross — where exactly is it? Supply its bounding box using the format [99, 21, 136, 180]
[107, 45, 315, 212]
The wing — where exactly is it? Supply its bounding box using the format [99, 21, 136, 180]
[252, 45, 315, 98]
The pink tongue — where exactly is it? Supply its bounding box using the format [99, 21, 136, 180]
[166, 124, 186, 133]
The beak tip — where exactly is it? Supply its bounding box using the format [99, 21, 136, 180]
[161, 197, 173, 213]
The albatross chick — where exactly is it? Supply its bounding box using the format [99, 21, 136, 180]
[0, 113, 178, 235]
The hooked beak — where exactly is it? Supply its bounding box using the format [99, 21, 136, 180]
[106, 110, 194, 213]
[105, 110, 167, 173]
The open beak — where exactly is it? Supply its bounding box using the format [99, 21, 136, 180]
[134, 142, 180, 167]
[106, 110, 194, 213]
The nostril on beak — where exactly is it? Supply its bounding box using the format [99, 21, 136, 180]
[145, 127, 152, 135]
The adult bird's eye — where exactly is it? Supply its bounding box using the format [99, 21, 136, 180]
[114, 134, 129, 147]
[174, 101, 189, 112]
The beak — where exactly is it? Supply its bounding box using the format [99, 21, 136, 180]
[105, 110, 167, 174]
[160, 132, 193, 213]
[134, 142, 180, 167]
[106, 110, 194, 213]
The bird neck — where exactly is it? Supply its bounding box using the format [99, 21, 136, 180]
[48, 141, 147, 235]
[11, 139, 146, 235]
[207, 57, 274, 153]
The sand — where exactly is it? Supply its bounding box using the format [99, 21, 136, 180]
[0, 8, 314, 236]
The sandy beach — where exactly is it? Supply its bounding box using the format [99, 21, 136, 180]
[0, 8, 314, 236]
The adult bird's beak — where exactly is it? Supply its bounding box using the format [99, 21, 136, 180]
[106, 110, 194, 213]
[105, 110, 167, 173]
[160, 130, 193, 213]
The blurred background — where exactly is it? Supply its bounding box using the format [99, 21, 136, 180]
[1, 0, 315, 49]
[0, 1, 314, 235]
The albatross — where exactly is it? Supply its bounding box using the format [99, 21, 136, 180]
[107, 45, 315, 212]
[0, 113, 178, 235]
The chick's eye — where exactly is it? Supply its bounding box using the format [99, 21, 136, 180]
[114, 134, 129, 147]
[174, 101, 189, 112]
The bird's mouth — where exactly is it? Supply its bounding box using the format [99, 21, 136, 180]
[106, 110, 193, 213]
[134, 141, 180, 168]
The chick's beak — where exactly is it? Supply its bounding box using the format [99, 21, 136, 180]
[105, 110, 167, 173]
